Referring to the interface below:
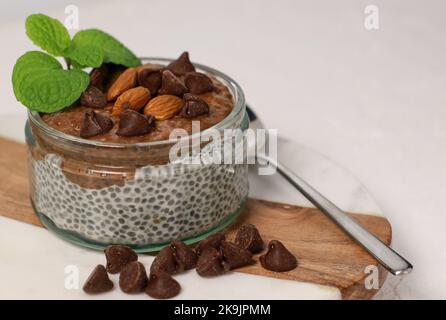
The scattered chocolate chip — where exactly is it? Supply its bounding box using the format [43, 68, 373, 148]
[220, 241, 255, 269]
[259, 240, 297, 272]
[196, 247, 230, 277]
[80, 86, 107, 108]
[235, 224, 264, 254]
[116, 109, 155, 137]
[195, 232, 225, 256]
[170, 240, 197, 270]
[137, 66, 163, 95]
[185, 72, 214, 94]
[150, 246, 184, 275]
[180, 93, 210, 118]
[119, 261, 148, 294]
[166, 51, 195, 76]
[83, 265, 114, 294]
[158, 70, 188, 97]
[80, 110, 113, 138]
[145, 270, 181, 299]
[104, 245, 138, 274]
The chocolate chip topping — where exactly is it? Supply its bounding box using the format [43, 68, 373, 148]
[195, 232, 226, 256]
[137, 66, 163, 95]
[93, 111, 114, 131]
[83, 265, 114, 294]
[180, 93, 210, 118]
[220, 241, 255, 270]
[196, 246, 230, 277]
[185, 72, 214, 94]
[119, 261, 148, 294]
[150, 246, 184, 275]
[145, 270, 181, 299]
[104, 245, 138, 274]
[80, 85, 107, 108]
[170, 240, 198, 270]
[158, 70, 188, 97]
[259, 240, 297, 272]
[90, 69, 105, 91]
[80, 110, 113, 138]
[166, 51, 195, 76]
[235, 224, 264, 254]
[89, 64, 110, 92]
[116, 109, 155, 137]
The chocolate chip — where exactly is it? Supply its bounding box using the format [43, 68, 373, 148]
[81, 85, 107, 108]
[235, 224, 264, 254]
[196, 246, 230, 277]
[259, 240, 297, 272]
[180, 93, 210, 118]
[116, 109, 155, 137]
[90, 69, 104, 91]
[104, 245, 138, 274]
[137, 66, 163, 95]
[150, 246, 184, 275]
[195, 232, 225, 256]
[170, 240, 197, 270]
[158, 70, 188, 97]
[166, 51, 195, 76]
[83, 265, 114, 294]
[185, 72, 214, 94]
[145, 270, 181, 299]
[89, 64, 110, 92]
[80, 110, 113, 138]
[220, 241, 255, 269]
[94, 112, 113, 132]
[119, 261, 148, 294]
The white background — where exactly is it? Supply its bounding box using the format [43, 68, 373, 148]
[0, 0, 445, 299]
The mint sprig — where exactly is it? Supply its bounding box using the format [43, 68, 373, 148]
[13, 13, 141, 113]
[26, 14, 71, 57]
[13, 51, 90, 112]
[72, 29, 141, 67]
[65, 43, 103, 68]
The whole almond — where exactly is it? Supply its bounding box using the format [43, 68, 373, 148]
[107, 67, 137, 101]
[112, 87, 151, 116]
[143, 95, 183, 120]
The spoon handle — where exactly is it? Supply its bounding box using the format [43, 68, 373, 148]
[259, 155, 413, 276]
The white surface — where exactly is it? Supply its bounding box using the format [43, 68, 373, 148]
[0, 216, 339, 300]
[0, 0, 444, 299]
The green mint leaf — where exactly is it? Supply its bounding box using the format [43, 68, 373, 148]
[72, 29, 141, 67]
[25, 14, 71, 56]
[65, 43, 103, 68]
[12, 51, 89, 113]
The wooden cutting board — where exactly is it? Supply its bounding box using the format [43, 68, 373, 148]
[0, 136, 391, 299]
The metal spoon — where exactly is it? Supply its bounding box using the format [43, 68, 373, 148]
[246, 105, 413, 276]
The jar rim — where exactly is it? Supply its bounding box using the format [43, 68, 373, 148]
[28, 57, 246, 149]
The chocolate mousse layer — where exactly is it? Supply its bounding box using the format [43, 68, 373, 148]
[41, 64, 234, 144]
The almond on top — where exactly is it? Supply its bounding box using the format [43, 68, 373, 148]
[143, 95, 184, 120]
[107, 67, 137, 101]
[112, 86, 151, 117]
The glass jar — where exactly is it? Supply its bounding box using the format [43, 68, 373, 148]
[26, 58, 248, 252]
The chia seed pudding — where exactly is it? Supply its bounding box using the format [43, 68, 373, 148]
[26, 54, 248, 251]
